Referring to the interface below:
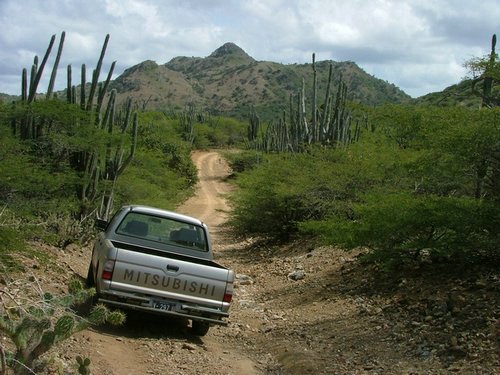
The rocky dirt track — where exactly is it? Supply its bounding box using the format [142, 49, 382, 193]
[4, 150, 499, 374]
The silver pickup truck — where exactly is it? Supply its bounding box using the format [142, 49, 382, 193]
[86, 205, 234, 336]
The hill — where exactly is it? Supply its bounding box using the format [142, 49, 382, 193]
[414, 79, 482, 108]
[10, 42, 481, 119]
[110, 42, 411, 119]
[0, 93, 18, 103]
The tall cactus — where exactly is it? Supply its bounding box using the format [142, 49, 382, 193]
[46, 31, 65, 99]
[249, 53, 360, 153]
[28, 34, 56, 103]
[21, 68, 28, 102]
[301, 77, 310, 144]
[470, 34, 499, 108]
[248, 106, 260, 142]
[13, 32, 139, 219]
[96, 60, 116, 115]
[482, 34, 497, 108]
[97, 96, 138, 219]
[179, 103, 196, 144]
[86, 34, 110, 111]
[312, 53, 318, 143]
[320, 63, 334, 143]
[80, 64, 86, 109]
[66, 64, 72, 103]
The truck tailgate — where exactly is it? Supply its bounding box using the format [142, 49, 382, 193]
[111, 247, 230, 308]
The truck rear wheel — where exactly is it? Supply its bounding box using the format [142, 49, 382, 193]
[86, 263, 95, 287]
[191, 321, 210, 336]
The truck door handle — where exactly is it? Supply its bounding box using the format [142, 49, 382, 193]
[166, 264, 179, 272]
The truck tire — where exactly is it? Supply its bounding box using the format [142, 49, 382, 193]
[191, 321, 210, 336]
[86, 263, 95, 287]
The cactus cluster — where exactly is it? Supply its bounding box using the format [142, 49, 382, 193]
[248, 54, 366, 153]
[10, 32, 139, 219]
[179, 103, 197, 144]
[76, 356, 91, 375]
[0, 278, 125, 375]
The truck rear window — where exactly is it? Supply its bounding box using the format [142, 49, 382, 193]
[116, 212, 208, 252]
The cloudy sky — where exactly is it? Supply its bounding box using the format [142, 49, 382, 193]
[0, 0, 498, 98]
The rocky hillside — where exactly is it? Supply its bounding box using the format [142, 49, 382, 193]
[414, 79, 482, 108]
[110, 42, 411, 119]
[3, 42, 485, 118]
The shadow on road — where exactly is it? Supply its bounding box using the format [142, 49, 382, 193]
[91, 310, 204, 344]
[71, 275, 205, 344]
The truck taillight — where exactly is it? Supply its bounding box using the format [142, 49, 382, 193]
[223, 292, 232, 303]
[102, 260, 115, 280]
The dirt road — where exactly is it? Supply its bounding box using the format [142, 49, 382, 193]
[177, 150, 232, 229]
[56, 150, 271, 375]
[25, 150, 499, 374]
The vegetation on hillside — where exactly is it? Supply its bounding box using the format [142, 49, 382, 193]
[1, 93, 243, 375]
[246, 54, 368, 153]
[108, 42, 410, 121]
[227, 34, 500, 270]
[0, 98, 247, 249]
[227, 104, 500, 269]
[0, 31, 246, 265]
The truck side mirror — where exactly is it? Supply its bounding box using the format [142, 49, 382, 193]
[95, 219, 109, 231]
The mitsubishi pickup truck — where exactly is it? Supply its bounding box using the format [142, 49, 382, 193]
[86, 205, 234, 336]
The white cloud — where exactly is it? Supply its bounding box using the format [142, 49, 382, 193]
[0, 0, 498, 97]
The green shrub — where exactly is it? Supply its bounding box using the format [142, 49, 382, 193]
[228, 149, 362, 239]
[230, 105, 499, 271]
[301, 193, 500, 268]
[298, 106, 500, 268]
[189, 116, 247, 149]
[0, 226, 27, 272]
[223, 150, 266, 174]
[115, 151, 194, 209]
[228, 140, 411, 240]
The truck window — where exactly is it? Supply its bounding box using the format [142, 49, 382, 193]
[116, 212, 208, 252]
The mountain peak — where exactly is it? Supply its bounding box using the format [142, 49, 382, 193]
[122, 60, 158, 76]
[209, 42, 254, 61]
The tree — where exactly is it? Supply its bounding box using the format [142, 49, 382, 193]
[465, 34, 500, 108]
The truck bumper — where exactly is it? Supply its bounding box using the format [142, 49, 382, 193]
[98, 294, 230, 326]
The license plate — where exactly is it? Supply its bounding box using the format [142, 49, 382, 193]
[153, 301, 173, 311]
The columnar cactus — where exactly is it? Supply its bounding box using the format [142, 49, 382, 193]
[312, 53, 318, 143]
[248, 54, 360, 152]
[179, 103, 196, 144]
[248, 106, 260, 142]
[67, 64, 73, 103]
[320, 63, 334, 143]
[80, 64, 86, 109]
[21, 68, 27, 102]
[470, 34, 499, 108]
[27, 35, 56, 103]
[46, 31, 65, 99]
[86, 34, 110, 111]
[481, 34, 497, 107]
